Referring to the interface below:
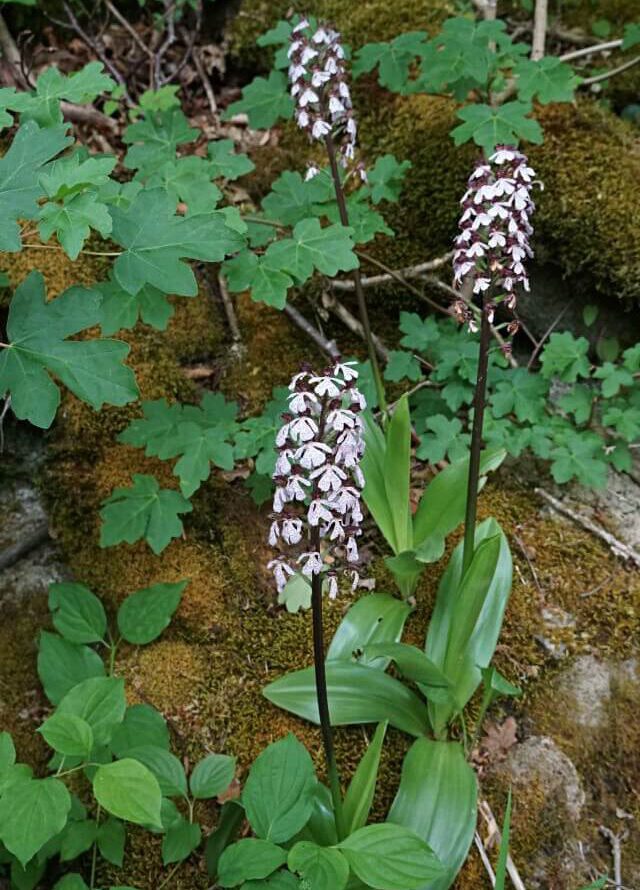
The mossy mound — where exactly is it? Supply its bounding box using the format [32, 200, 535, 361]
[227, 0, 453, 69]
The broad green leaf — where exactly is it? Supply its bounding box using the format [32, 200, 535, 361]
[98, 279, 175, 334]
[205, 801, 245, 878]
[264, 218, 358, 283]
[264, 662, 430, 737]
[126, 745, 187, 797]
[123, 108, 198, 174]
[223, 71, 294, 129]
[452, 101, 543, 155]
[60, 819, 98, 860]
[10, 857, 46, 890]
[38, 713, 94, 757]
[337, 823, 443, 889]
[218, 838, 287, 887]
[93, 759, 162, 828]
[38, 191, 112, 260]
[288, 842, 349, 890]
[208, 139, 255, 180]
[0, 732, 15, 775]
[384, 395, 412, 555]
[413, 448, 506, 560]
[97, 817, 126, 866]
[53, 877, 90, 890]
[0, 121, 71, 250]
[162, 816, 201, 864]
[622, 22, 640, 50]
[361, 412, 396, 552]
[425, 519, 512, 732]
[0, 271, 138, 428]
[514, 57, 580, 104]
[363, 643, 450, 693]
[37, 631, 105, 705]
[343, 722, 387, 834]
[110, 189, 245, 296]
[48, 581, 107, 644]
[116, 580, 187, 644]
[190, 753, 236, 800]
[241, 873, 300, 889]
[57, 677, 126, 747]
[480, 666, 521, 708]
[243, 734, 316, 843]
[389, 739, 477, 890]
[327, 593, 413, 668]
[0, 777, 71, 866]
[110, 704, 170, 757]
[99, 473, 192, 554]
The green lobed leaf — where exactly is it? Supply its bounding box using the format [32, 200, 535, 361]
[243, 734, 316, 843]
[223, 71, 294, 129]
[98, 278, 176, 335]
[0, 271, 138, 428]
[452, 101, 543, 155]
[117, 580, 187, 644]
[264, 218, 358, 284]
[208, 139, 255, 180]
[264, 662, 430, 737]
[514, 57, 580, 104]
[93, 759, 163, 828]
[99, 473, 193, 554]
[38, 191, 112, 260]
[540, 332, 591, 381]
[353, 32, 428, 91]
[123, 108, 198, 174]
[366, 154, 412, 203]
[110, 188, 245, 296]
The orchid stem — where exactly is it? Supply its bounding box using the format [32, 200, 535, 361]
[462, 296, 491, 574]
[311, 563, 346, 841]
[324, 133, 387, 415]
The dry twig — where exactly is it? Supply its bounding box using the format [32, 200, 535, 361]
[600, 825, 628, 890]
[283, 303, 339, 360]
[478, 798, 527, 890]
[321, 291, 388, 360]
[536, 488, 640, 568]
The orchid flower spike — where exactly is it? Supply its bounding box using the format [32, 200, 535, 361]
[288, 17, 360, 175]
[453, 145, 541, 339]
[268, 359, 367, 599]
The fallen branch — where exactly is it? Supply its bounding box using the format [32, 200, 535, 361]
[217, 273, 243, 354]
[193, 45, 217, 115]
[0, 523, 50, 573]
[560, 38, 623, 62]
[531, 0, 548, 60]
[579, 55, 640, 87]
[599, 825, 628, 890]
[535, 488, 640, 568]
[331, 252, 453, 290]
[283, 303, 339, 360]
[60, 100, 118, 133]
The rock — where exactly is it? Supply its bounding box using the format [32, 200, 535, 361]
[556, 654, 613, 729]
[502, 736, 586, 821]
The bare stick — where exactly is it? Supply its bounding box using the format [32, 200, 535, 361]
[283, 303, 339, 360]
[154, 0, 176, 88]
[474, 831, 497, 887]
[62, 2, 134, 104]
[599, 826, 628, 890]
[560, 38, 623, 62]
[321, 291, 388, 360]
[536, 488, 640, 568]
[513, 533, 543, 597]
[531, 0, 549, 60]
[103, 0, 153, 58]
[527, 299, 574, 369]
[193, 46, 217, 114]
[330, 252, 453, 290]
[0, 12, 28, 87]
[60, 100, 118, 133]
[478, 799, 527, 890]
[217, 273, 243, 349]
[579, 55, 640, 87]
